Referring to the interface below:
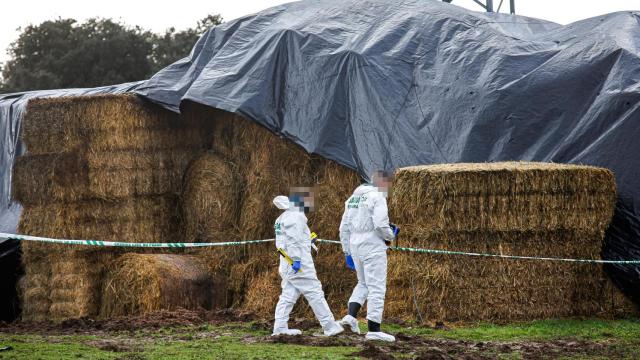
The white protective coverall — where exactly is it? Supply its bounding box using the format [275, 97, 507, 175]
[272, 196, 342, 335]
[339, 184, 395, 324]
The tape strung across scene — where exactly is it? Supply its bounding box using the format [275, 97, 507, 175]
[0, 233, 275, 248]
[314, 239, 640, 264]
[2, 232, 640, 264]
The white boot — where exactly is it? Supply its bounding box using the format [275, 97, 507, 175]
[272, 328, 302, 336]
[365, 331, 395, 342]
[339, 315, 361, 334]
[323, 321, 344, 336]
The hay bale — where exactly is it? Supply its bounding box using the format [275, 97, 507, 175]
[235, 122, 314, 238]
[230, 250, 278, 311]
[20, 273, 51, 322]
[48, 251, 114, 320]
[18, 242, 114, 321]
[15, 94, 213, 322]
[384, 162, 631, 322]
[193, 109, 362, 315]
[189, 104, 315, 239]
[85, 148, 198, 170]
[18, 239, 55, 321]
[179, 150, 246, 307]
[100, 254, 214, 317]
[181, 151, 241, 242]
[21, 95, 212, 155]
[385, 230, 615, 321]
[391, 162, 617, 232]
[13, 152, 192, 204]
[242, 270, 281, 318]
[17, 196, 179, 243]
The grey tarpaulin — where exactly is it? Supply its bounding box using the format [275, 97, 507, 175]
[135, 0, 640, 303]
[2, 0, 640, 303]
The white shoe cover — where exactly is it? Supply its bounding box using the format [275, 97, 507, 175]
[339, 315, 361, 334]
[272, 328, 302, 336]
[365, 331, 395, 342]
[323, 322, 344, 336]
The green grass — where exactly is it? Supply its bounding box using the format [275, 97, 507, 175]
[0, 326, 355, 360]
[0, 335, 114, 360]
[388, 318, 640, 342]
[142, 339, 354, 360]
[1, 319, 640, 359]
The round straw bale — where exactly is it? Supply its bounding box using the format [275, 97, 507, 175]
[181, 151, 243, 308]
[181, 151, 240, 242]
[100, 254, 215, 317]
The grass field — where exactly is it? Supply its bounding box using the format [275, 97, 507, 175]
[1, 316, 639, 359]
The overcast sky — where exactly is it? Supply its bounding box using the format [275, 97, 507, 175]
[1, 0, 639, 63]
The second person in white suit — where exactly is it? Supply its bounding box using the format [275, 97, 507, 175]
[338, 171, 398, 342]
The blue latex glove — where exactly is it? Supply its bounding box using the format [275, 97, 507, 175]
[390, 223, 400, 238]
[345, 255, 356, 271]
[292, 260, 301, 273]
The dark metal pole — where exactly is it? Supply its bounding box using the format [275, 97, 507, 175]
[486, 0, 494, 12]
[510, 0, 515, 14]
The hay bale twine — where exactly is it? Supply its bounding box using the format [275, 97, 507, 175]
[100, 254, 215, 317]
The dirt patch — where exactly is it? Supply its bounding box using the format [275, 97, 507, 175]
[0, 310, 630, 359]
[254, 331, 625, 359]
[0, 308, 255, 335]
[268, 333, 361, 347]
[352, 343, 396, 360]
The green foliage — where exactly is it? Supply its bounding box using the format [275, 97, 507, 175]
[150, 14, 222, 73]
[0, 14, 223, 93]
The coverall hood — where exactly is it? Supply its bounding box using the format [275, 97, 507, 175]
[273, 196, 291, 210]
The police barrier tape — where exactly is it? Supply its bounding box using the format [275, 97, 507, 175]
[314, 239, 640, 264]
[2, 232, 640, 264]
[0, 233, 275, 248]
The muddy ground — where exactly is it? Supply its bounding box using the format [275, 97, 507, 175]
[0, 310, 630, 359]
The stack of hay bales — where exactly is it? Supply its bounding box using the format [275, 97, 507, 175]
[14, 95, 212, 321]
[181, 104, 361, 316]
[180, 104, 308, 311]
[101, 254, 213, 317]
[387, 163, 635, 321]
[178, 105, 635, 321]
[14, 95, 635, 322]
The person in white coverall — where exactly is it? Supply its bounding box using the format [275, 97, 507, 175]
[272, 188, 344, 337]
[338, 171, 398, 342]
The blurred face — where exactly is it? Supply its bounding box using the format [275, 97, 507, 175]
[304, 191, 315, 212]
[372, 171, 393, 192]
[290, 186, 315, 212]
